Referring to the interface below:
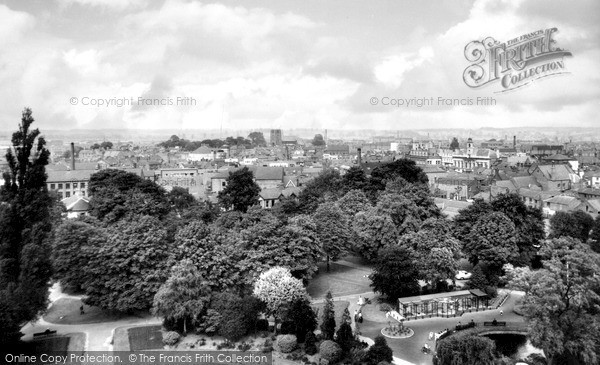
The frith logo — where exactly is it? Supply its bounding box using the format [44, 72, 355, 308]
[463, 28, 572, 92]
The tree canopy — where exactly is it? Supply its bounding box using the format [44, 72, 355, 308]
[0, 108, 56, 344]
[217, 167, 260, 212]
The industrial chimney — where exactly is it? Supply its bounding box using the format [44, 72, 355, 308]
[513, 135, 516, 148]
[70, 142, 75, 170]
[357, 147, 362, 167]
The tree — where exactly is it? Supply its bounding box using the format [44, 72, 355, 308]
[248, 132, 266, 147]
[217, 167, 260, 212]
[352, 210, 398, 260]
[335, 322, 355, 353]
[0, 108, 55, 344]
[167, 187, 197, 213]
[88, 169, 170, 221]
[341, 167, 369, 195]
[370, 245, 420, 301]
[205, 292, 263, 341]
[463, 212, 518, 269]
[507, 238, 600, 365]
[436, 335, 497, 365]
[449, 137, 459, 150]
[100, 141, 113, 150]
[297, 169, 342, 214]
[312, 134, 325, 146]
[337, 189, 371, 218]
[253, 267, 308, 333]
[152, 259, 212, 334]
[550, 210, 594, 243]
[369, 159, 428, 193]
[84, 215, 172, 312]
[453, 199, 493, 242]
[51, 218, 105, 293]
[314, 203, 350, 272]
[320, 291, 336, 340]
[365, 335, 393, 365]
[281, 298, 317, 343]
[398, 221, 460, 288]
[490, 193, 545, 266]
[588, 214, 600, 253]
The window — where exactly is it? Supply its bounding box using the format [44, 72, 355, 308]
[65, 183, 70, 189]
[50, 183, 55, 189]
[58, 183, 63, 189]
[65, 191, 70, 197]
[73, 183, 78, 188]
[81, 182, 86, 188]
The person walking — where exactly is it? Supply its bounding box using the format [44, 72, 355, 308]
[80, 305, 85, 315]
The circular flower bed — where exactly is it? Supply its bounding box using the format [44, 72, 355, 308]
[381, 325, 414, 339]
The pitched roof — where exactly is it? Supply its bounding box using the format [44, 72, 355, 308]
[61, 195, 90, 212]
[47, 169, 96, 182]
[252, 166, 284, 181]
[536, 164, 573, 181]
[259, 188, 283, 200]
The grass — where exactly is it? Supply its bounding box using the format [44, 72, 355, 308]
[128, 325, 164, 351]
[18, 335, 70, 353]
[307, 259, 372, 298]
[43, 298, 142, 324]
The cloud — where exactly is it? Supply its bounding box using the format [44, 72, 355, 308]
[58, 0, 149, 11]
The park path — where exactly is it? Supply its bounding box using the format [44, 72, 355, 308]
[21, 284, 162, 351]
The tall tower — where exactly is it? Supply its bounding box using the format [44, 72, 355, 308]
[467, 137, 474, 156]
[269, 129, 282, 146]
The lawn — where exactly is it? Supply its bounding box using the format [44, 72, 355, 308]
[44, 298, 144, 324]
[128, 325, 164, 351]
[307, 259, 372, 298]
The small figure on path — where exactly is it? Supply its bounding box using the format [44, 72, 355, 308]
[80, 304, 85, 315]
[428, 331, 434, 340]
[500, 309, 503, 316]
[358, 311, 363, 323]
[354, 309, 358, 322]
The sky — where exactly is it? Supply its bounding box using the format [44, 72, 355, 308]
[0, 0, 598, 132]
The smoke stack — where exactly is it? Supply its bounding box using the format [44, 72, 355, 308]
[357, 147, 362, 167]
[513, 135, 516, 148]
[70, 142, 75, 170]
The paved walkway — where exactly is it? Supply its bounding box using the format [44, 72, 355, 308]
[21, 284, 162, 351]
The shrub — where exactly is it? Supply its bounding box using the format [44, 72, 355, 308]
[379, 303, 393, 312]
[162, 331, 180, 346]
[484, 285, 498, 298]
[277, 334, 297, 353]
[348, 348, 368, 365]
[280, 321, 295, 335]
[304, 331, 318, 355]
[237, 342, 251, 352]
[219, 317, 247, 342]
[319, 340, 342, 363]
[256, 319, 269, 332]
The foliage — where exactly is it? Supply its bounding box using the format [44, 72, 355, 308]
[450, 137, 459, 150]
[297, 169, 342, 214]
[312, 134, 325, 146]
[88, 169, 170, 221]
[304, 331, 318, 355]
[467, 264, 488, 291]
[435, 335, 497, 365]
[162, 331, 180, 346]
[51, 218, 105, 292]
[0, 108, 55, 344]
[550, 210, 594, 243]
[277, 334, 297, 353]
[319, 340, 342, 363]
[281, 298, 317, 343]
[253, 267, 308, 328]
[217, 167, 260, 212]
[365, 335, 393, 365]
[314, 203, 350, 271]
[203, 292, 262, 341]
[152, 259, 212, 333]
[320, 291, 336, 340]
[340, 168, 369, 195]
[370, 245, 420, 301]
[463, 211, 518, 269]
[337, 189, 371, 218]
[84, 215, 172, 312]
[352, 210, 398, 260]
[369, 159, 429, 193]
[248, 132, 266, 147]
[507, 239, 600, 365]
[335, 322, 355, 353]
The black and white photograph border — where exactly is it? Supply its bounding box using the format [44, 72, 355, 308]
[0, 1, 598, 365]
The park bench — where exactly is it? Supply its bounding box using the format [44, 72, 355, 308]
[33, 329, 57, 337]
[483, 321, 506, 326]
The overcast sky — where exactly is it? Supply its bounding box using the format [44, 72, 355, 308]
[0, 0, 598, 132]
